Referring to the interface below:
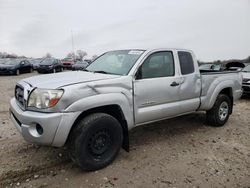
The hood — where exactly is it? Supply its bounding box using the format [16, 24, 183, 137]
[0, 64, 15, 68]
[22, 71, 120, 88]
[39, 63, 53, 66]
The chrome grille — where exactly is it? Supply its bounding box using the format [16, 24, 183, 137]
[15, 84, 25, 108]
[243, 78, 250, 83]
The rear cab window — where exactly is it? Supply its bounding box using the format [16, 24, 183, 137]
[178, 51, 195, 75]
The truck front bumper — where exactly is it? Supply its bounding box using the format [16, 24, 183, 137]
[10, 98, 80, 147]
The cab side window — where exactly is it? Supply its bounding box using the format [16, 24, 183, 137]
[178, 51, 194, 75]
[137, 51, 174, 79]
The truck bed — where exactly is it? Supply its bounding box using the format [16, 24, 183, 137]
[200, 69, 240, 74]
[198, 70, 242, 111]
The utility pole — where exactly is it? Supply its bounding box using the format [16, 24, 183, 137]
[71, 30, 75, 61]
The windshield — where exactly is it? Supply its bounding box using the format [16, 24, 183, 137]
[30, 59, 43, 64]
[0, 59, 20, 65]
[242, 65, 250, 72]
[86, 50, 145, 75]
[40, 58, 54, 65]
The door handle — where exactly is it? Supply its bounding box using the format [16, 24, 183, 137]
[170, 81, 180, 87]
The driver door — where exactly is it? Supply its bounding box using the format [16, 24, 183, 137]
[133, 51, 181, 125]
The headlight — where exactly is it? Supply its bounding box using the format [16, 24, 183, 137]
[28, 88, 64, 109]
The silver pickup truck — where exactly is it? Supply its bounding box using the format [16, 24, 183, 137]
[10, 48, 242, 171]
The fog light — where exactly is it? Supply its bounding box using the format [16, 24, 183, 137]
[36, 124, 43, 135]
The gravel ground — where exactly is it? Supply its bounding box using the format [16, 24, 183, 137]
[0, 72, 250, 188]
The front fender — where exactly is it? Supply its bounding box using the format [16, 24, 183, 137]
[64, 93, 134, 129]
[52, 93, 134, 147]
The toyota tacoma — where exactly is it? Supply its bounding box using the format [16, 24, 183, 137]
[10, 48, 242, 171]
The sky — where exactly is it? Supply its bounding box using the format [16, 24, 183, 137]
[0, 0, 250, 61]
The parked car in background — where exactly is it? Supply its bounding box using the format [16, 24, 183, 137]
[37, 58, 63, 74]
[199, 62, 245, 72]
[199, 63, 222, 71]
[0, 58, 33, 75]
[242, 65, 250, 95]
[0, 59, 6, 64]
[225, 62, 245, 71]
[61, 58, 75, 69]
[71, 60, 89, 71]
[84, 59, 93, 64]
[29, 58, 43, 70]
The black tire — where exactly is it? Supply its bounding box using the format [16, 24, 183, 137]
[206, 94, 232, 127]
[69, 113, 123, 171]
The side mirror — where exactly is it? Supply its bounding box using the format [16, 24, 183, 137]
[20, 62, 25, 66]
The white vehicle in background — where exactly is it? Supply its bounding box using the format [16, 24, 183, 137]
[242, 65, 250, 95]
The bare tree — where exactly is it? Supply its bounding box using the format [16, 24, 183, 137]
[44, 53, 52, 58]
[9, 53, 17, 58]
[66, 52, 75, 59]
[0, 52, 8, 58]
[246, 56, 250, 63]
[76, 50, 87, 60]
[92, 54, 98, 61]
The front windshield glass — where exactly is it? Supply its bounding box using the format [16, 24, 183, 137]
[0, 59, 20, 65]
[242, 65, 250, 72]
[40, 58, 54, 65]
[86, 50, 145, 75]
[31, 59, 43, 64]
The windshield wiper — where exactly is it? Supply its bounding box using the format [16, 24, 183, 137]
[93, 70, 108, 74]
[83, 69, 109, 74]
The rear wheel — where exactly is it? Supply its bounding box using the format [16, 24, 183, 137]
[29, 67, 33, 73]
[69, 113, 123, 171]
[206, 94, 231, 127]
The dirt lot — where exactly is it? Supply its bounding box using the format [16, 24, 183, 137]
[0, 72, 250, 188]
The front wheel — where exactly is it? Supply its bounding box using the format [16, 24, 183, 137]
[69, 113, 123, 171]
[206, 94, 232, 127]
